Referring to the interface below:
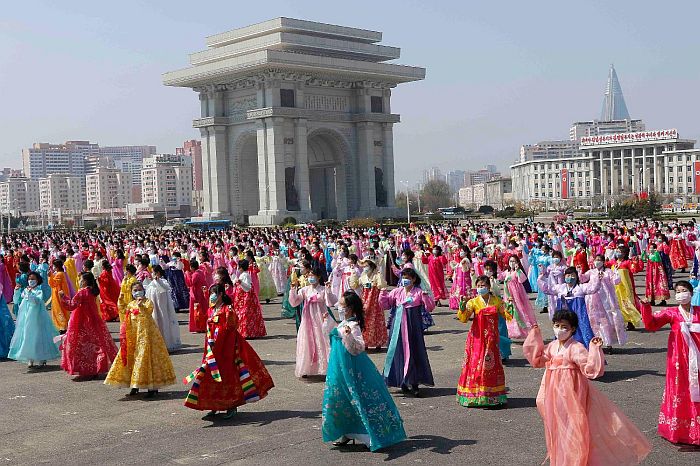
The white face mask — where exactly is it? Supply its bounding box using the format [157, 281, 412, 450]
[675, 291, 692, 304]
[553, 327, 572, 341]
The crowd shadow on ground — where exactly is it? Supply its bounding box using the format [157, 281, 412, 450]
[597, 369, 662, 384]
[378, 435, 477, 461]
[203, 409, 321, 428]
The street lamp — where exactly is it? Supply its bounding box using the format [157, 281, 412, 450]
[400, 180, 411, 224]
[592, 177, 608, 214]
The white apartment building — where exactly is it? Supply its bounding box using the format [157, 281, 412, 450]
[99, 145, 156, 185]
[22, 141, 97, 179]
[519, 140, 580, 162]
[569, 119, 645, 141]
[0, 178, 40, 215]
[141, 154, 193, 217]
[86, 168, 132, 212]
[511, 129, 698, 208]
[39, 174, 83, 212]
[459, 178, 512, 209]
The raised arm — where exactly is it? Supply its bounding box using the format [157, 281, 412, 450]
[340, 323, 366, 356]
[577, 272, 601, 295]
[287, 286, 304, 307]
[571, 339, 605, 379]
[523, 326, 548, 368]
[640, 302, 674, 332]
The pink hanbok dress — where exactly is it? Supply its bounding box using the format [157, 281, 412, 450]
[524, 327, 651, 465]
[499, 269, 536, 338]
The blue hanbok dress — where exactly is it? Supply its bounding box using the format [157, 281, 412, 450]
[165, 267, 189, 310]
[556, 296, 595, 349]
[322, 320, 406, 451]
[8, 288, 60, 363]
[0, 296, 14, 358]
[528, 248, 542, 292]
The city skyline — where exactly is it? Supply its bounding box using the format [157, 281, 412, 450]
[3, 2, 700, 187]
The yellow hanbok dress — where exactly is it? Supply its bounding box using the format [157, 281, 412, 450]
[612, 267, 642, 327]
[105, 298, 176, 390]
[117, 275, 137, 318]
[48, 271, 71, 331]
[64, 257, 79, 289]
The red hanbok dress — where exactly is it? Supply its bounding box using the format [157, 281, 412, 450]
[98, 269, 120, 321]
[456, 295, 508, 407]
[360, 273, 387, 348]
[232, 272, 267, 338]
[641, 303, 700, 445]
[60, 288, 118, 376]
[184, 304, 274, 411]
[644, 251, 670, 301]
[422, 254, 448, 300]
[185, 269, 208, 333]
[669, 235, 688, 270]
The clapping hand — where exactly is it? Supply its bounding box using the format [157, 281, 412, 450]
[590, 336, 603, 346]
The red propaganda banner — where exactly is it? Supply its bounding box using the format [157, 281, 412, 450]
[694, 161, 700, 194]
[561, 169, 568, 199]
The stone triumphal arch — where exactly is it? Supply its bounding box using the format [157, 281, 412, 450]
[164, 17, 425, 224]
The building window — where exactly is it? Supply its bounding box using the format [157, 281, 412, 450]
[678, 166, 683, 172]
[579, 191, 583, 196]
[670, 177, 674, 182]
[578, 172, 582, 177]
[586, 191, 591, 196]
[689, 177, 693, 183]
[688, 165, 693, 171]
[689, 187, 693, 193]
[280, 89, 295, 108]
[678, 155, 682, 161]
[670, 187, 674, 193]
[371, 96, 383, 113]
[548, 183, 552, 188]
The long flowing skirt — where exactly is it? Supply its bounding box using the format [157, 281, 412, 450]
[256, 260, 278, 301]
[384, 305, 434, 388]
[449, 269, 472, 310]
[166, 269, 190, 310]
[61, 308, 117, 376]
[614, 269, 642, 327]
[8, 299, 60, 363]
[457, 307, 507, 407]
[269, 260, 287, 295]
[645, 261, 670, 301]
[185, 335, 274, 411]
[295, 302, 331, 377]
[669, 238, 688, 270]
[153, 303, 182, 352]
[233, 288, 267, 338]
[0, 298, 15, 358]
[498, 315, 512, 360]
[322, 329, 406, 451]
[361, 287, 387, 348]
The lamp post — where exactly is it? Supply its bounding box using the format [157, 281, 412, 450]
[593, 177, 607, 214]
[401, 180, 411, 224]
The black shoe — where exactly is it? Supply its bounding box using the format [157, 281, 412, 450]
[650, 300, 656, 306]
[411, 385, 420, 397]
[145, 390, 158, 398]
[659, 300, 667, 306]
[400, 384, 410, 393]
[333, 436, 355, 446]
[626, 322, 635, 331]
[128, 388, 139, 396]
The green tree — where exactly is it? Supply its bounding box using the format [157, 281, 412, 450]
[420, 180, 452, 212]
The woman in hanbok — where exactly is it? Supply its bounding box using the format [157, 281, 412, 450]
[484, 261, 512, 362]
[641, 281, 700, 446]
[8, 272, 60, 368]
[58, 272, 117, 378]
[499, 256, 537, 338]
[379, 268, 435, 396]
[322, 291, 406, 450]
[281, 260, 309, 331]
[527, 242, 544, 292]
[254, 250, 277, 303]
[184, 284, 274, 418]
[97, 261, 120, 322]
[422, 245, 448, 306]
[232, 259, 267, 339]
[580, 255, 628, 350]
[645, 242, 670, 306]
[288, 267, 338, 377]
[48, 259, 73, 332]
[146, 265, 182, 352]
[0, 279, 15, 358]
[449, 249, 473, 310]
[110, 249, 126, 285]
[358, 259, 387, 349]
[542, 251, 566, 317]
[118, 264, 138, 316]
[185, 260, 208, 333]
[391, 249, 435, 332]
[524, 314, 650, 466]
[668, 226, 688, 272]
[105, 281, 176, 398]
[537, 266, 600, 349]
[608, 245, 643, 330]
[269, 249, 289, 295]
[456, 276, 509, 407]
[165, 253, 189, 311]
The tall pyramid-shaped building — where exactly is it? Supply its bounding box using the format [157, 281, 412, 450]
[600, 64, 630, 121]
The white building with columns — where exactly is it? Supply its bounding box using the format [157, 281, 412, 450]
[511, 129, 698, 208]
[163, 17, 425, 224]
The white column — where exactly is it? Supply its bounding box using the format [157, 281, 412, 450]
[664, 152, 670, 195]
[653, 147, 661, 193]
[200, 125, 230, 218]
[266, 117, 286, 212]
[609, 151, 616, 196]
[620, 149, 626, 194]
[382, 123, 395, 208]
[642, 149, 648, 192]
[356, 122, 377, 215]
[335, 164, 348, 220]
[630, 150, 636, 193]
[294, 118, 312, 213]
[256, 120, 270, 211]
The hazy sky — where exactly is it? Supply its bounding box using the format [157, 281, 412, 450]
[2, 1, 699, 186]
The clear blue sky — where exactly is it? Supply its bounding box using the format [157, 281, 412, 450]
[2, 1, 698, 186]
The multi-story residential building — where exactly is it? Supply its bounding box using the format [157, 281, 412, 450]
[39, 174, 83, 212]
[0, 177, 40, 215]
[22, 141, 97, 179]
[445, 170, 466, 192]
[141, 154, 193, 217]
[86, 167, 132, 212]
[176, 140, 203, 191]
[99, 145, 157, 185]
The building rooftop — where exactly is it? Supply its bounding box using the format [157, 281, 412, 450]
[163, 17, 425, 88]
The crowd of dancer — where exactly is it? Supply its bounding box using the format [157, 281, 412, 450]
[0, 218, 699, 462]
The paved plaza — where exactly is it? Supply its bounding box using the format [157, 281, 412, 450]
[1, 274, 698, 465]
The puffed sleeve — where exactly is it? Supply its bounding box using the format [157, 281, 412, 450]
[570, 340, 605, 379]
[379, 288, 395, 310]
[537, 274, 555, 296]
[421, 289, 436, 312]
[324, 287, 338, 308]
[523, 326, 548, 368]
[287, 286, 304, 307]
[238, 272, 252, 292]
[577, 271, 601, 295]
[340, 322, 365, 356]
[641, 303, 674, 332]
